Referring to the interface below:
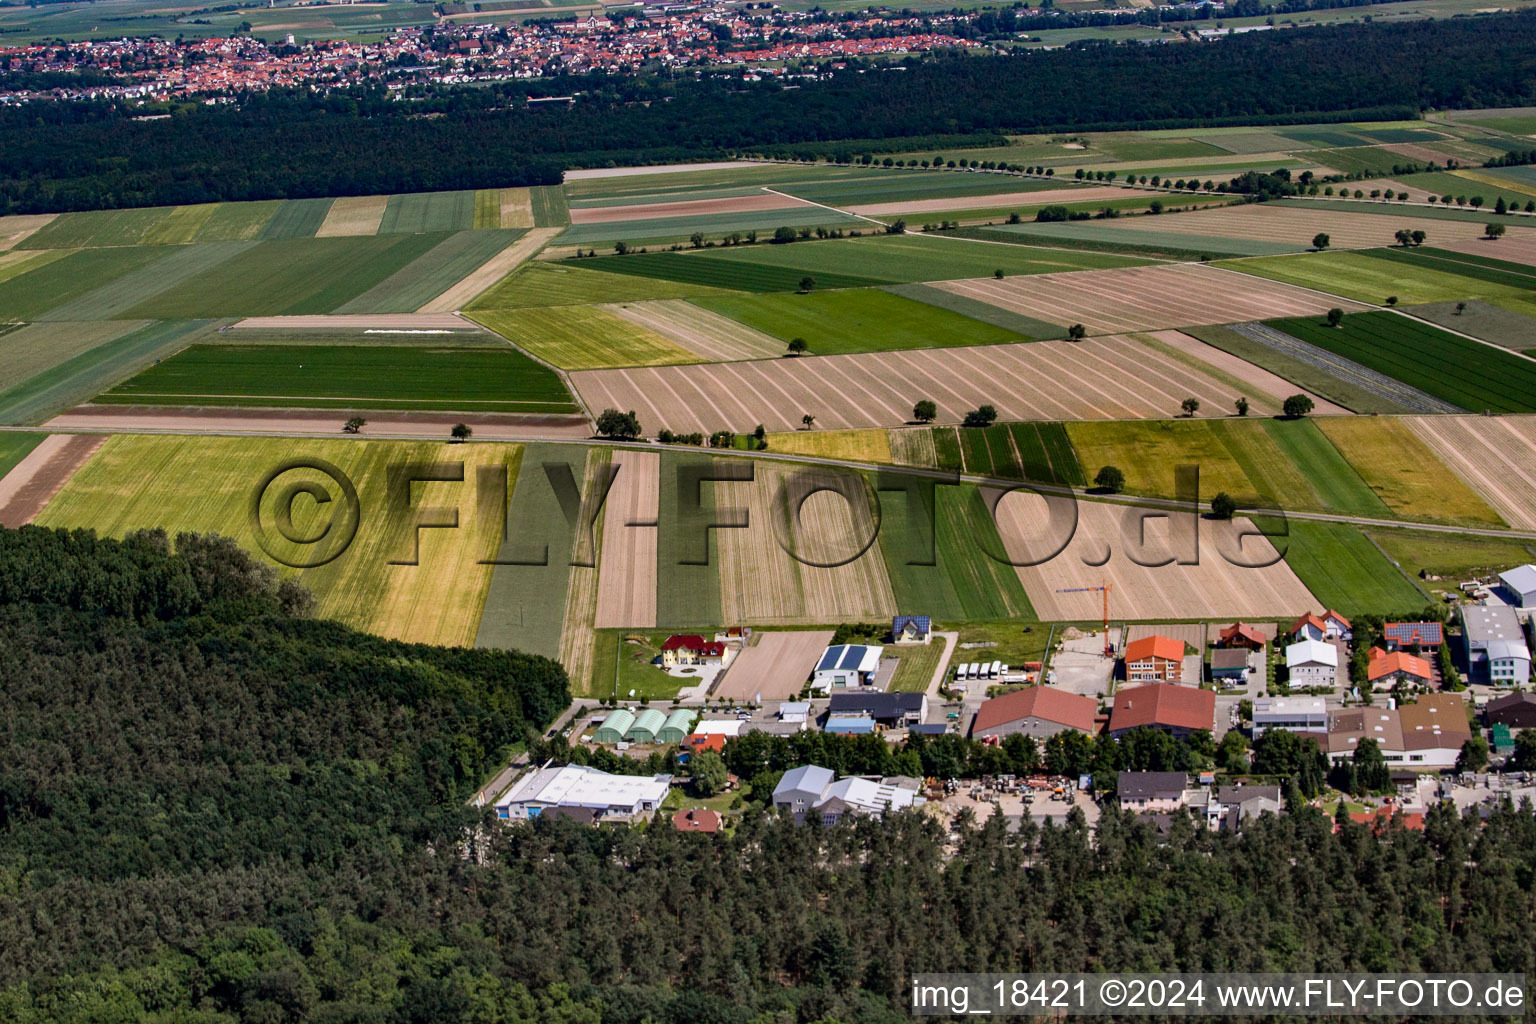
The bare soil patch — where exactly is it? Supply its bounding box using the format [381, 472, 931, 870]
[594, 449, 660, 628]
[713, 629, 835, 701]
[0, 434, 104, 526]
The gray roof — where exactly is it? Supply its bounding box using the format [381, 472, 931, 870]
[1215, 784, 1281, 805]
[1211, 649, 1249, 670]
[775, 764, 834, 798]
[1463, 605, 1529, 654]
[1499, 564, 1536, 595]
[829, 691, 925, 718]
[1117, 771, 1188, 800]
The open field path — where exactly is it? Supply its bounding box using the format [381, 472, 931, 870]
[0, 433, 104, 526]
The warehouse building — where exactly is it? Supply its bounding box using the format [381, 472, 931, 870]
[496, 764, 672, 823]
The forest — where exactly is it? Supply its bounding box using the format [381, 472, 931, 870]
[3, 525, 1536, 1022]
[4, 11, 1536, 212]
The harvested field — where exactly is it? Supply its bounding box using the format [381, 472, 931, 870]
[498, 188, 535, 229]
[1442, 235, 1536, 268]
[231, 313, 472, 330]
[716, 462, 896, 624]
[1081, 202, 1530, 250]
[471, 305, 698, 370]
[315, 195, 388, 237]
[0, 214, 56, 251]
[1125, 623, 1205, 650]
[935, 263, 1366, 334]
[889, 427, 939, 468]
[568, 191, 813, 224]
[1406, 415, 1536, 531]
[571, 332, 1293, 433]
[0, 433, 103, 526]
[44, 405, 594, 440]
[603, 299, 782, 361]
[594, 449, 660, 628]
[1315, 416, 1503, 526]
[847, 186, 1145, 217]
[999, 496, 1317, 620]
[417, 227, 560, 312]
[764, 428, 893, 464]
[1146, 330, 1348, 414]
[1224, 320, 1455, 414]
[713, 629, 835, 701]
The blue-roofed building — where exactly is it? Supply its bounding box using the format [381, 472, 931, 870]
[811, 644, 884, 691]
[824, 715, 877, 736]
[1384, 622, 1444, 650]
[892, 615, 931, 644]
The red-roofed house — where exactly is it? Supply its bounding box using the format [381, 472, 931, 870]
[1367, 647, 1433, 690]
[687, 732, 727, 754]
[1345, 807, 1424, 832]
[1108, 683, 1215, 738]
[1216, 622, 1267, 650]
[672, 808, 722, 833]
[661, 634, 727, 667]
[1288, 610, 1351, 642]
[1124, 635, 1185, 682]
[971, 686, 1098, 741]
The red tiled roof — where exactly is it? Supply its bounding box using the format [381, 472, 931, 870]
[1367, 649, 1432, 682]
[1219, 622, 1266, 646]
[662, 634, 725, 656]
[972, 686, 1097, 735]
[672, 808, 722, 833]
[1109, 684, 1215, 733]
[1125, 635, 1184, 663]
[1347, 808, 1424, 832]
[687, 733, 726, 753]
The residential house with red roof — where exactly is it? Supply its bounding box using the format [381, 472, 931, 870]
[1367, 647, 1433, 692]
[661, 634, 726, 668]
[1215, 622, 1267, 650]
[1288, 610, 1351, 642]
[1124, 635, 1185, 683]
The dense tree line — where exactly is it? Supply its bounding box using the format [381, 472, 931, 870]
[5, 11, 1536, 213]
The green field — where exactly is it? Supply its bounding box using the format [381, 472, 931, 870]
[119, 233, 453, 318]
[333, 230, 525, 314]
[692, 288, 1027, 355]
[19, 207, 178, 249]
[581, 250, 884, 292]
[655, 450, 723, 628]
[0, 246, 169, 321]
[530, 185, 571, 228]
[877, 481, 1035, 622]
[1225, 248, 1536, 307]
[1407, 300, 1536, 351]
[885, 283, 1068, 339]
[96, 343, 579, 412]
[1256, 418, 1391, 518]
[259, 198, 334, 240]
[470, 305, 699, 369]
[1370, 528, 1536, 580]
[1266, 311, 1536, 413]
[36, 241, 254, 322]
[559, 209, 868, 249]
[469, 260, 739, 308]
[781, 170, 1072, 206]
[196, 200, 285, 241]
[0, 433, 43, 479]
[1388, 170, 1536, 210]
[1067, 419, 1279, 506]
[1262, 518, 1428, 619]
[377, 191, 478, 234]
[1181, 324, 1408, 414]
[993, 218, 1304, 257]
[681, 232, 1145, 284]
[1364, 246, 1536, 289]
[34, 434, 507, 647]
[1301, 147, 1411, 176]
[938, 421, 1083, 486]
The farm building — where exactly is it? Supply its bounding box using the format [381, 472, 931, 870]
[1486, 691, 1536, 729]
[1251, 696, 1327, 737]
[661, 634, 727, 667]
[1108, 684, 1215, 738]
[1367, 648, 1433, 691]
[626, 708, 668, 744]
[812, 644, 884, 690]
[1124, 635, 1185, 683]
[592, 709, 636, 744]
[892, 615, 931, 644]
[773, 765, 922, 825]
[1216, 623, 1267, 650]
[1461, 605, 1531, 685]
[1285, 639, 1338, 689]
[1210, 649, 1251, 686]
[656, 709, 698, 744]
[1384, 622, 1444, 651]
[824, 716, 877, 736]
[828, 690, 927, 727]
[496, 764, 671, 823]
[1117, 772, 1190, 813]
[1499, 565, 1536, 608]
[1288, 610, 1351, 642]
[970, 686, 1097, 741]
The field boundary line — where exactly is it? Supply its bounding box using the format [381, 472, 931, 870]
[1360, 528, 1436, 604]
[1385, 307, 1536, 367]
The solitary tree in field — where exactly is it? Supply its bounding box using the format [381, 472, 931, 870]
[1283, 394, 1316, 419]
[1411, 229, 1426, 246]
[753, 424, 767, 449]
[1312, 232, 1330, 251]
[1495, 197, 1508, 216]
[450, 423, 472, 442]
[1234, 396, 1249, 417]
[1486, 223, 1507, 240]
[786, 337, 808, 356]
[595, 408, 642, 440]
[1385, 295, 1398, 306]
[801, 413, 816, 429]
[994, 268, 1005, 280]
[343, 416, 367, 434]
[1209, 492, 1237, 520]
[962, 405, 998, 428]
[1067, 323, 1088, 341]
[1326, 307, 1345, 328]
[913, 399, 938, 423]
[1094, 466, 1125, 494]
[798, 276, 816, 293]
[1456, 301, 1468, 315]
[1181, 397, 1201, 417]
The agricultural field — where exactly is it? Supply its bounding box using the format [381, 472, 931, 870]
[840, 184, 1139, 218]
[316, 195, 390, 237]
[0, 433, 44, 482]
[377, 191, 478, 234]
[602, 300, 784, 362]
[1225, 248, 1536, 307]
[580, 251, 886, 292]
[1144, 330, 1348, 414]
[1408, 300, 1536, 351]
[594, 449, 661, 629]
[1000, 496, 1318, 620]
[885, 283, 1069, 339]
[0, 434, 103, 527]
[1405, 415, 1536, 531]
[568, 191, 815, 225]
[334, 230, 526, 314]
[1314, 416, 1504, 526]
[1259, 518, 1429, 619]
[934, 263, 1367, 334]
[35, 434, 509, 646]
[468, 260, 739, 308]
[933, 421, 1084, 486]
[1370, 526, 1536, 581]
[96, 343, 580, 413]
[470, 305, 699, 370]
[570, 331, 1274, 434]
[0, 246, 170, 322]
[691, 289, 1031, 356]
[1265, 311, 1536, 413]
[1002, 219, 1304, 258]
[714, 630, 836, 701]
[0, 320, 147, 397]
[763, 429, 893, 464]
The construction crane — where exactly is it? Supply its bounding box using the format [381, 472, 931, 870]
[1055, 579, 1114, 657]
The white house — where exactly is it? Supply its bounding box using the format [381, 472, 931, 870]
[812, 644, 884, 691]
[1285, 638, 1338, 689]
[1499, 564, 1536, 608]
[1251, 696, 1327, 737]
[496, 764, 671, 823]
